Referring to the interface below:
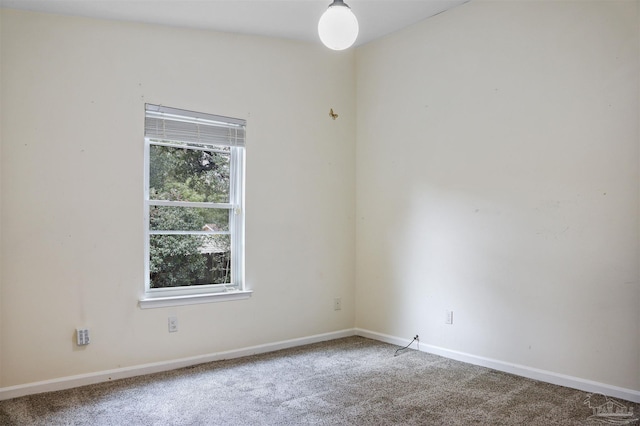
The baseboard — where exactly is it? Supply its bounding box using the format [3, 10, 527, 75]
[0, 328, 357, 401]
[4, 328, 638, 404]
[355, 328, 640, 403]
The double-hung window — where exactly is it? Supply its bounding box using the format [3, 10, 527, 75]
[140, 104, 248, 308]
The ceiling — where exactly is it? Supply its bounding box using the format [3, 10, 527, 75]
[0, 0, 470, 47]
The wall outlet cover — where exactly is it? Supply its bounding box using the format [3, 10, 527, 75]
[168, 316, 178, 333]
[76, 328, 90, 345]
[446, 310, 454, 325]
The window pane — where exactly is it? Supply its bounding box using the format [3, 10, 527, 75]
[149, 144, 230, 203]
[150, 206, 229, 232]
[150, 234, 231, 288]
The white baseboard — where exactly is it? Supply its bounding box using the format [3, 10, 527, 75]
[0, 328, 356, 401]
[3, 328, 638, 404]
[355, 328, 640, 403]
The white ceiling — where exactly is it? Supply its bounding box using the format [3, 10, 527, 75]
[0, 0, 470, 47]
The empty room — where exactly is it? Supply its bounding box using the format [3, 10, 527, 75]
[0, 0, 639, 424]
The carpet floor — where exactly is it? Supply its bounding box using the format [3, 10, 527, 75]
[0, 336, 638, 425]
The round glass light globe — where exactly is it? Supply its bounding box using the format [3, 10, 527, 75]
[318, 4, 359, 50]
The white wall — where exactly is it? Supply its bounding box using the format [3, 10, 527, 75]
[0, 9, 356, 387]
[2, 0, 639, 397]
[356, 0, 639, 392]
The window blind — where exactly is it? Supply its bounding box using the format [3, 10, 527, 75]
[145, 104, 246, 148]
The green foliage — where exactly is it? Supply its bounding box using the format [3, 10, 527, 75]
[149, 143, 231, 288]
[150, 235, 208, 287]
[150, 145, 230, 203]
[150, 205, 203, 231]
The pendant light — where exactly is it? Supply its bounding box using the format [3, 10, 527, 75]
[318, 0, 359, 51]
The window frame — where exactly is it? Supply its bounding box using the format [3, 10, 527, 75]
[139, 105, 250, 309]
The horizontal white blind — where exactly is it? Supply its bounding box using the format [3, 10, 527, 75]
[145, 104, 246, 147]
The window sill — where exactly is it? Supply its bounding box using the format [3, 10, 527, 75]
[139, 290, 252, 309]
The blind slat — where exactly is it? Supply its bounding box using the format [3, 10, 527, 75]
[145, 104, 246, 148]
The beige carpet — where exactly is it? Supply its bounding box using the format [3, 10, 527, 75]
[0, 336, 638, 425]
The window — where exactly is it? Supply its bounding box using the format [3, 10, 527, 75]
[140, 104, 249, 308]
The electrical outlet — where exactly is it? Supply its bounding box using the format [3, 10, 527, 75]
[445, 310, 454, 325]
[76, 328, 90, 346]
[168, 316, 178, 333]
[334, 298, 342, 311]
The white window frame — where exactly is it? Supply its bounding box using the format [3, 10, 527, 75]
[139, 104, 250, 308]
